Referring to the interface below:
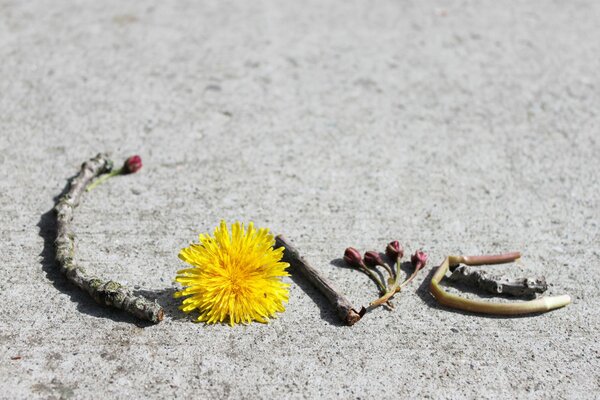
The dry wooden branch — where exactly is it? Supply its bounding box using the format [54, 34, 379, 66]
[53, 153, 164, 323]
[430, 252, 571, 315]
[274, 235, 365, 326]
[449, 265, 547, 297]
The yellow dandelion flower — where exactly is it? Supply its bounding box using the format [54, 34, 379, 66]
[174, 220, 290, 325]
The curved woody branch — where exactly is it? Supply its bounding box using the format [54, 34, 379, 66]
[53, 153, 164, 323]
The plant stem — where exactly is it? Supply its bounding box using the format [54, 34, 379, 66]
[86, 168, 122, 191]
[274, 235, 365, 326]
[369, 287, 398, 307]
[370, 254, 402, 307]
[359, 263, 387, 294]
[399, 266, 422, 290]
[380, 262, 395, 280]
[370, 254, 424, 308]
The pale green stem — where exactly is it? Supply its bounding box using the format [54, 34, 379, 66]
[86, 168, 123, 191]
[359, 263, 387, 294]
[370, 254, 405, 307]
[381, 262, 395, 280]
[399, 266, 422, 290]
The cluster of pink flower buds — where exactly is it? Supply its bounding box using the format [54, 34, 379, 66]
[344, 241, 425, 270]
[342, 240, 428, 310]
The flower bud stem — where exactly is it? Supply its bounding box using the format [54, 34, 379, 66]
[399, 266, 422, 290]
[86, 168, 123, 191]
[381, 262, 395, 279]
[359, 263, 387, 294]
[370, 254, 424, 308]
[370, 255, 403, 307]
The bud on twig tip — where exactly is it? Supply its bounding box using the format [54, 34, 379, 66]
[363, 251, 384, 268]
[386, 240, 404, 259]
[123, 155, 142, 174]
[411, 250, 428, 269]
[343, 247, 363, 268]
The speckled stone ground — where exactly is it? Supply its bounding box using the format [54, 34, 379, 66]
[1, 1, 599, 398]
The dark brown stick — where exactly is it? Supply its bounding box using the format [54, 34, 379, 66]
[54, 153, 164, 323]
[274, 235, 365, 326]
[449, 265, 547, 298]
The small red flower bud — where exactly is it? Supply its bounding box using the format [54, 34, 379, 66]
[363, 251, 384, 267]
[385, 240, 404, 259]
[123, 155, 142, 174]
[411, 250, 428, 270]
[343, 247, 363, 268]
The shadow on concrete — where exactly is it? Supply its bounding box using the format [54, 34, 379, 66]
[330, 256, 389, 288]
[416, 266, 441, 309]
[36, 175, 160, 327]
[288, 263, 347, 327]
[133, 287, 189, 321]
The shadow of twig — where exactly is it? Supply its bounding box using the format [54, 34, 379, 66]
[134, 287, 189, 321]
[288, 264, 346, 327]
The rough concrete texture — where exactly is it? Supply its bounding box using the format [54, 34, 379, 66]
[1, 1, 599, 398]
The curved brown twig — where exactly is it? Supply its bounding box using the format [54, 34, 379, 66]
[53, 153, 164, 323]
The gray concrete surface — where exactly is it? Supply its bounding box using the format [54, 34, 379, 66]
[1, 1, 599, 398]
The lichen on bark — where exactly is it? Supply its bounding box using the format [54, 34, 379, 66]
[449, 264, 547, 298]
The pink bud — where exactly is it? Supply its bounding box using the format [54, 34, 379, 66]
[123, 155, 142, 174]
[385, 240, 404, 259]
[411, 250, 428, 269]
[363, 251, 384, 267]
[343, 247, 363, 268]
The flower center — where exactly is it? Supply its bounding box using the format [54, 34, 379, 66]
[228, 274, 243, 293]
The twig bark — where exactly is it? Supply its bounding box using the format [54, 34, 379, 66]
[274, 235, 365, 326]
[53, 153, 164, 323]
[449, 265, 547, 297]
